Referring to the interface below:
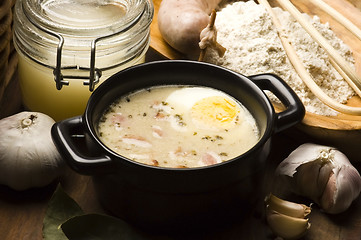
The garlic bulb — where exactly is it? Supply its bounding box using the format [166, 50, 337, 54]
[276, 143, 361, 214]
[0, 112, 65, 191]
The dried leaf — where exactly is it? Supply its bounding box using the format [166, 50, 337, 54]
[43, 185, 84, 240]
[61, 214, 150, 240]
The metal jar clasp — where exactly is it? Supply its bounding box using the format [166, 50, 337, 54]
[22, 1, 145, 91]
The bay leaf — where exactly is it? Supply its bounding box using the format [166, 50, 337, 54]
[43, 184, 84, 240]
[61, 213, 151, 240]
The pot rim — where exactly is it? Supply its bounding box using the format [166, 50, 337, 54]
[83, 60, 276, 171]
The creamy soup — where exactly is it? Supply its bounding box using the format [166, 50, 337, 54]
[98, 86, 260, 168]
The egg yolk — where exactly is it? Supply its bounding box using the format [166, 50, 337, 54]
[191, 96, 240, 130]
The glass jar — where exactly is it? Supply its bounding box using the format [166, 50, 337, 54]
[13, 0, 154, 120]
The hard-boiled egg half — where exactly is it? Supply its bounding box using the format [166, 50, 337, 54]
[165, 87, 242, 131]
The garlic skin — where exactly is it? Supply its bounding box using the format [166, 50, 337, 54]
[276, 143, 361, 214]
[0, 112, 65, 191]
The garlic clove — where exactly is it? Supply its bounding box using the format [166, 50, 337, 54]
[265, 193, 311, 218]
[320, 164, 361, 214]
[266, 207, 311, 240]
[293, 159, 332, 202]
[317, 160, 333, 195]
[320, 171, 337, 213]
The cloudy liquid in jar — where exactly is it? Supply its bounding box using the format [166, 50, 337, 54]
[18, 54, 145, 121]
[98, 86, 260, 168]
[13, 0, 153, 121]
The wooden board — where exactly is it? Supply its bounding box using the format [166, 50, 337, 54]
[149, 0, 361, 161]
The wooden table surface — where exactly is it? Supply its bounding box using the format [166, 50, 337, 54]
[1, 0, 361, 239]
[1, 112, 361, 240]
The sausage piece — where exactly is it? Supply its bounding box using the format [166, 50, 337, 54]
[158, 0, 223, 58]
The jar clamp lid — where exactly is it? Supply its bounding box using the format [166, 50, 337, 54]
[14, 0, 154, 91]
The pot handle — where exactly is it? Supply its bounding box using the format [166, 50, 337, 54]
[51, 116, 114, 175]
[249, 73, 305, 133]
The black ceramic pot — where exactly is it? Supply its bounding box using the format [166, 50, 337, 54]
[51, 60, 305, 232]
